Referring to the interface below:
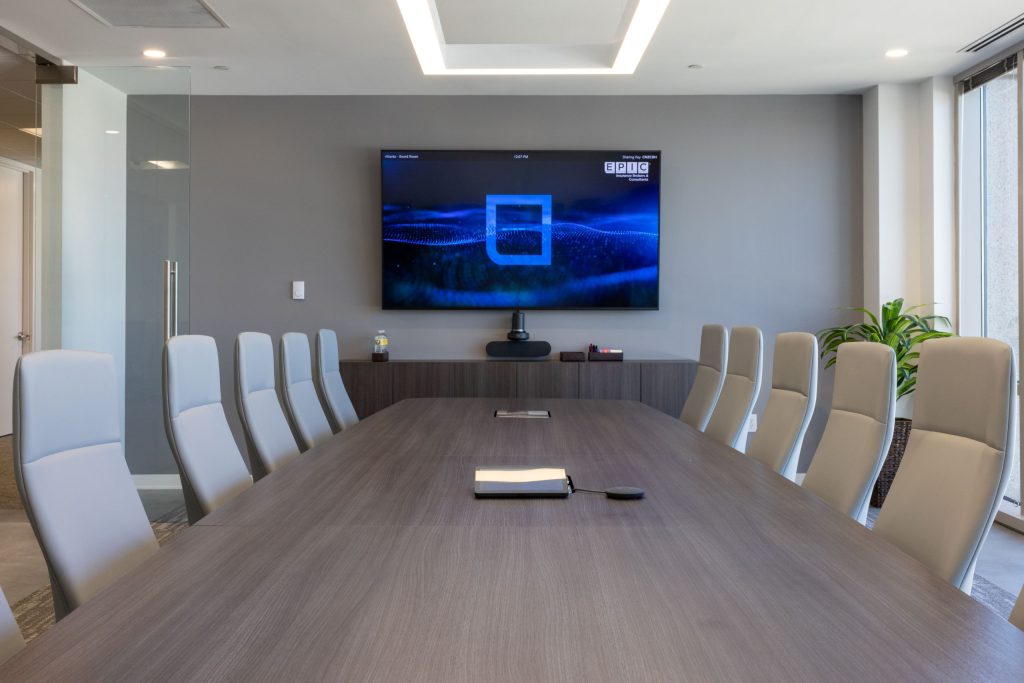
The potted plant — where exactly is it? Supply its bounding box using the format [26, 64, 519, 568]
[818, 299, 952, 507]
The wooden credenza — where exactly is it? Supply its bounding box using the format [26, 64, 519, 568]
[339, 359, 697, 420]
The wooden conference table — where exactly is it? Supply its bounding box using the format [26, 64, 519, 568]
[3, 398, 1024, 681]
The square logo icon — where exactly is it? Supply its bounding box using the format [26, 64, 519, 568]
[485, 194, 552, 266]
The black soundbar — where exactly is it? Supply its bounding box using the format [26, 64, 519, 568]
[485, 340, 552, 359]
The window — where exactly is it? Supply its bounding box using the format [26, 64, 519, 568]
[958, 53, 1021, 503]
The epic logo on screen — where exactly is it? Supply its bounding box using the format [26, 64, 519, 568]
[485, 194, 552, 267]
[604, 161, 650, 177]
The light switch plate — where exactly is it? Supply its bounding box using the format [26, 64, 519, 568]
[292, 280, 305, 300]
[746, 413, 757, 432]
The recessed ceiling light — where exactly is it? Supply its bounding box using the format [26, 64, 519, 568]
[105, 130, 120, 134]
[396, 0, 670, 76]
[19, 127, 42, 137]
[142, 48, 167, 59]
[885, 48, 909, 58]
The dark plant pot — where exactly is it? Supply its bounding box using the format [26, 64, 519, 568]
[871, 418, 912, 508]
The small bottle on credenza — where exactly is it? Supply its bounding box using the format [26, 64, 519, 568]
[372, 330, 390, 362]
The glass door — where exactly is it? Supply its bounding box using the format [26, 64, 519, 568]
[49, 66, 190, 480]
[958, 54, 1021, 504]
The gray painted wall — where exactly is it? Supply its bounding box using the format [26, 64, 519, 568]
[190, 95, 862, 473]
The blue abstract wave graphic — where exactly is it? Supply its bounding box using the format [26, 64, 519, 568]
[381, 151, 660, 309]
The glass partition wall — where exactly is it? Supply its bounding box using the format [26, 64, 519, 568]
[0, 41, 40, 442]
[958, 51, 1023, 506]
[41, 66, 190, 479]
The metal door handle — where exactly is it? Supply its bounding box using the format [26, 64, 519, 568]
[163, 260, 179, 341]
[15, 331, 30, 342]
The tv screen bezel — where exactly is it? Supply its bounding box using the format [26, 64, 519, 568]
[379, 149, 662, 311]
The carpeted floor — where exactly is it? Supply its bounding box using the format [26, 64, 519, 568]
[0, 435, 22, 510]
[11, 505, 188, 642]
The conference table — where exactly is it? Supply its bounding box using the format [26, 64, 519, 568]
[3, 398, 1024, 680]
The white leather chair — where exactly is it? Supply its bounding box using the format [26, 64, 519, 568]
[13, 350, 158, 619]
[235, 332, 301, 479]
[746, 332, 818, 481]
[163, 335, 253, 524]
[0, 588, 22, 665]
[704, 326, 763, 450]
[679, 324, 728, 431]
[280, 332, 334, 451]
[802, 342, 896, 523]
[873, 337, 1016, 593]
[314, 329, 359, 433]
[1011, 589, 1024, 631]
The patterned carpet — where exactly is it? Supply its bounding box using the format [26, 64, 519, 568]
[11, 506, 188, 642]
[0, 435, 22, 510]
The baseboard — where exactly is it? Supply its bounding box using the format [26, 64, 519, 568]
[996, 501, 1024, 535]
[132, 474, 182, 491]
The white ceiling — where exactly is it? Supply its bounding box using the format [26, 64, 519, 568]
[2, 0, 1022, 95]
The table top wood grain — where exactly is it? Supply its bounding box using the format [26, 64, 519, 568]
[4, 398, 1024, 681]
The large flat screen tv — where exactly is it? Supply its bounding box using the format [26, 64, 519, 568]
[381, 150, 660, 309]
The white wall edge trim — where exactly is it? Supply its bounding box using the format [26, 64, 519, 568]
[132, 474, 182, 490]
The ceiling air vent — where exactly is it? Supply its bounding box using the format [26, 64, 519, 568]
[69, 0, 227, 28]
[960, 12, 1024, 53]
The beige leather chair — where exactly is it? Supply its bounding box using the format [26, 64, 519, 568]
[14, 350, 159, 619]
[746, 332, 818, 480]
[280, 332, 334, 451]
[704, 326, 763, 450]
[680, 324, 728, 431]
[314, 329, 359, 433]
[164, 335, 254, 524]
[0, 588, 23, 664]
[802, 342, 896, 523]
[235, 332, 301, 479]
[873, 337, 1016, 593]
[1011, 589, 1024, 631]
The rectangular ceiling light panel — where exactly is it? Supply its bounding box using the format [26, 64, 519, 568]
[70, 0, 227, 28]
[396, 0, 669, 75]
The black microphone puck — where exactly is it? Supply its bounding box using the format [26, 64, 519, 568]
[605, 486, 645, 500]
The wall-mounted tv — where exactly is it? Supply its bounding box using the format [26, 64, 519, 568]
[381, 150, 660, 310]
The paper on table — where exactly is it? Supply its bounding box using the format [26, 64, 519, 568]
[494, 410, 551, 418]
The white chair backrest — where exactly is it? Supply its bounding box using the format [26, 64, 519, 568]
[803, 342, 896, 523]
[873, 337, 1016, 593]
[235, 332, 301, 479]
[680, 324, 728, 431]
[746, 332, 818, 480]
[13, 350, 158, 619]
[315, 329, 359, 432]
[704, 326, 763, 449]
[163, 335, 253, 524]
[0, 588, 23, 665]
[280, 332, 333, 451]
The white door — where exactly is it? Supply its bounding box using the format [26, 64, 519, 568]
[0, 163, 25, 436]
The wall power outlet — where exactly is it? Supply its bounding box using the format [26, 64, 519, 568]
[746, 413, 758, 433]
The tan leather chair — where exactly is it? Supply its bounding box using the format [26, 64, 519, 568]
[873, 337, 1016, 593]
[802, 342, 896, 523]
[680, 325, 728, 431]
[704, 326, 763, 450]
[746, 332, 818, 480]
[0, 587, 23, 664]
